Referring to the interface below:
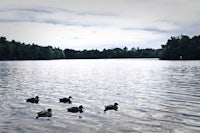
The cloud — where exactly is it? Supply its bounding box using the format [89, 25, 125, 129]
[0, 6, 119, 27]
[1, 0, 200, 29]
[0, 0, 200, 50]
[123, 27, 168, 33]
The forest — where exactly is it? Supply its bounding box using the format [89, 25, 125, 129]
[63, 47, 161, 59]
[0, 37, 65, 60]
[0, 35, 200, 60]
[159, 35, 200, 60]
[0, 36, 160, 60]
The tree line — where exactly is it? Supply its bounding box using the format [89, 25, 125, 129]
[1, 35, 200, 60]
[0, 36, 160, 60]
[160, 35, 200, 60]
[0, 37, 65, 60]
[64, 47, 161, 59]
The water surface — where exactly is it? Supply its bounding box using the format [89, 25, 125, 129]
[0, 59, 200, 133]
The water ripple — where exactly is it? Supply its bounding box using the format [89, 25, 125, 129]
[0, 59, 200, 132]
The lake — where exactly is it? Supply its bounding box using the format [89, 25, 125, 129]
[0, 59, 200, 133]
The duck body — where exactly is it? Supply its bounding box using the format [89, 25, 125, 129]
[104, 103, 118, 112]
[59, 96, 72, 104]
[67, 105, 83, 113]
[26, 96, 39, 103]
[36, 108, 52, 119]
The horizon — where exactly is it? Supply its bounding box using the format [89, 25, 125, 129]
[0, 0, 200, 50]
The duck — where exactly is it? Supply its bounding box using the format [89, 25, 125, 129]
[59, 96, 72, 104]
[26, 96, 39, 103]
[36, 108, 52, 119]
[67, 105, 84, 113]
[104, 103, 119, 112]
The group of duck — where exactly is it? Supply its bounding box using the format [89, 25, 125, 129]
[26, 96, 119, 119]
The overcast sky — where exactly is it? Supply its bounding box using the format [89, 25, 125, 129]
[0, 0, 200, 50]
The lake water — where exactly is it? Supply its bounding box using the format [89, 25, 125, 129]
[0, 59, 200, 133]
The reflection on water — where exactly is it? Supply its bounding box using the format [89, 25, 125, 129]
[0, 59, 200, 132]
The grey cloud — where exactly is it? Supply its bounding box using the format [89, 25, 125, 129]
[0, 7, 52, 14]
[43, 19, 95, 27]
[76, 11, 118, 17]
[0, 7, 118, 27]
[170, 22, 200, 36]
[0, 17, 107, 28]
[17, 8, 54, 14]
[122, 27, 168, 33]
[2, 6, 118, 17]
[0, 19, 20, 23]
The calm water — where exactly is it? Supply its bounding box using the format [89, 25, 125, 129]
[0, 59, 200, 133]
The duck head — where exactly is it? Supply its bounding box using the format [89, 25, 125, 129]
[114, 103, 118, 106]
[79, 105, 83, 109]
[47, 108, 52, 112]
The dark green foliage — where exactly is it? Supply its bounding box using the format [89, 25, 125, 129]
[64, 47, 160, 59]
[0, 36, 160, 60]
[0, 37, 65, 60]
[160, 35, 200, 60]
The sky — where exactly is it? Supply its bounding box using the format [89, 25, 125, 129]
[0, 0, 200, 50]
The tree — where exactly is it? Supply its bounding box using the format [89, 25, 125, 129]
[160, 35, 200, 60]
[0, 37, 65, 60]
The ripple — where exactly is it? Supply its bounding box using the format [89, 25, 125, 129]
[0, 59, 200, 132]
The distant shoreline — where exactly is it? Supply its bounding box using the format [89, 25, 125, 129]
[1, 35, 200, 60]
